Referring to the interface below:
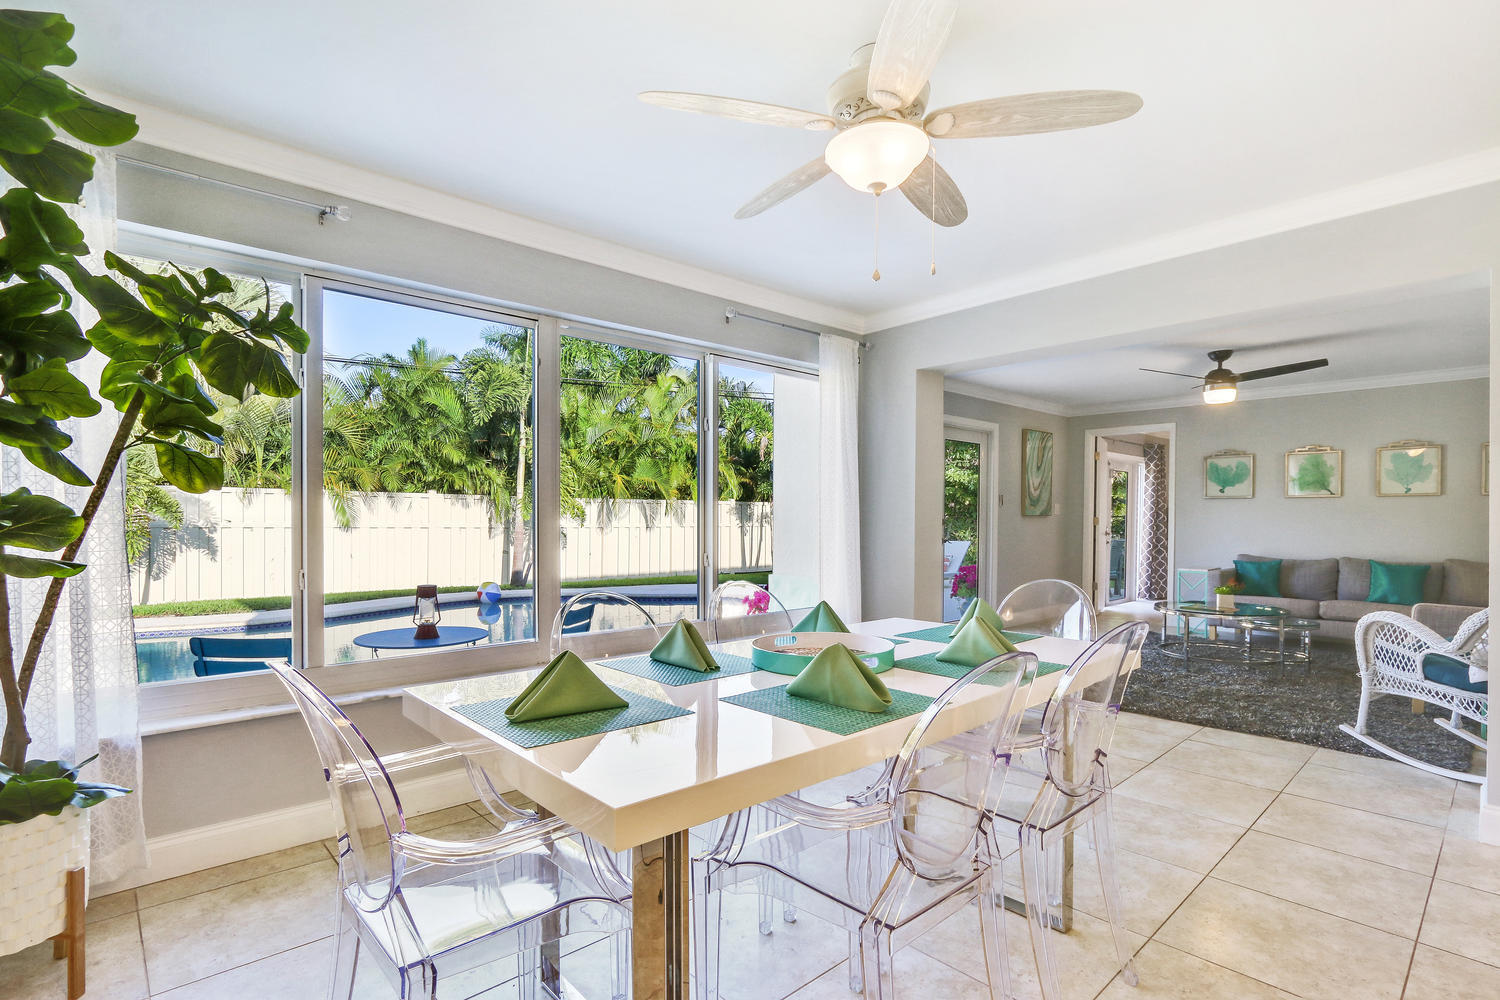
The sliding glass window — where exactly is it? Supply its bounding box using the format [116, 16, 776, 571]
[315, 284, 538, 663]
[557, 331, 701, 631]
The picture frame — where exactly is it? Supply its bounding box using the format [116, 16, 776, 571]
[1021, 428, 1053, 516]
[1484, 442, 1489, 496]
[1204, 450, 1254, 499]
[1375, 440, 1443, 497]
[1285, 445, 1342, 498]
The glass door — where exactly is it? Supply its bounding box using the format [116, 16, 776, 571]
[942, 428, 987, 622]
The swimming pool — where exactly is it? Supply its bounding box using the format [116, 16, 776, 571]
[135, 596, 698, 683]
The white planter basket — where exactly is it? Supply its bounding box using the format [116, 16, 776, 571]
[0, 806, 90, 957]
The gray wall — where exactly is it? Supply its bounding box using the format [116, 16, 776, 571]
[1063, 379, 1490, 579]
[115, 146, 847, 843]
[943, 392, 1071, 599]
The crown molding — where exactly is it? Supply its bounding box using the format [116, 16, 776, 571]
[97, 91, 867, 335]
[865, 146, 1500, 333]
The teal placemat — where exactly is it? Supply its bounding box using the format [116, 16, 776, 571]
[720, 685, 934, 735]
[452, 687, 691, 748]
[894, 625, 1042, 645]
[892, 651, 1071, 680]
[597, 651, 755, 686]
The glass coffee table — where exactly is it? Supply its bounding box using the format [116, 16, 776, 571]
[1159, 602, 1317, 666]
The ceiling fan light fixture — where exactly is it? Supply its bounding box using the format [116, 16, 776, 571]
[1202, 380, 1238, 405]
[824, 120, 930, 194]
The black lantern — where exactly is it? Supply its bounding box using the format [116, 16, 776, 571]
[412, 584, 441, 639]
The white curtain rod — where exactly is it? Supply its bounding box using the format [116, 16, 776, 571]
[118, 155, 351, 224]
[723, 307, 866, 347]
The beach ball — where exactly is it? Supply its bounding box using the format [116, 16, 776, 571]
[476, 581, 503, 603]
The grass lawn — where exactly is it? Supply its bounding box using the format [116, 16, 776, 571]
[132, 571, 770, 618]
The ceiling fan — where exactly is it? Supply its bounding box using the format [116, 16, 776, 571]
[1140, 350, 1330, 405]
[638, 0, 1142, 276]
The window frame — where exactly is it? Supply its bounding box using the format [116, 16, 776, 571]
[119, 229, 817, 730]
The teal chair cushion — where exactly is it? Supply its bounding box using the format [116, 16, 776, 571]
[1421, 652, 1488, 694]
[1368, 560, 1429, 605]
[1233, 558, 1282, 598]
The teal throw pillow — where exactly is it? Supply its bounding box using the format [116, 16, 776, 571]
[1233, 559, 1282, 598]
[1368, 560, 1429, 606]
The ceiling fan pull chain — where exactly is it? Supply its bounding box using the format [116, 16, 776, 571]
[929, 153, 937, 276]
[872, 192, 882, 282]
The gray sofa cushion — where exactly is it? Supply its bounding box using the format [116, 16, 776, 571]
[1337, 558, 1443, 603]
[1319, 599, 1414, 622]
[1231, 594, 1321, 619]
[1441, 559, 1488, 606]
[1234, 553, 1338, 601]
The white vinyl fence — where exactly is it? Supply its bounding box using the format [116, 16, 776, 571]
[131, 489, 772, 605]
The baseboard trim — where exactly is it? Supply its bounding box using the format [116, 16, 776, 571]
[91, 766, 477, 897]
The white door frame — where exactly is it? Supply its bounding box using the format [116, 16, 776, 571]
[1081, 422, 1176, 605]
[944, 417, 1001, 607]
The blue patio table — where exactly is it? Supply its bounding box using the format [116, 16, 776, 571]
[353, 625, 489, 656]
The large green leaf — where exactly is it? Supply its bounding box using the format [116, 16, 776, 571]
[0, 106, 52, 152]
[0, 772, 76, 824]
[0, 10, 76, 70]
[0, 273, 63, 316]
[153, 440, 224, 493]
[49, 92, 136, 146]
[8, 357, 99, 418]
[0, 137, 93, 203]
[200, 331, 300, 399]
[0, 56, 75, 117]
[3, 308, 88, 362]
[17, 442, 90, 486]
[0, 399, 70, 449]
[62, 264, 174, 343]
[141, 396, 223, 444]
[0, 186, 87, 272]
[0, 487, 83, 550]
[0, 552, 84, 578]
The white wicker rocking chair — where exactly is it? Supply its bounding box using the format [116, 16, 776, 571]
[1339, 609, 1489, 783]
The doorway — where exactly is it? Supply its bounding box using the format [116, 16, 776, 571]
[942, 420, 998, 622]
[1083, 424, 1175, 609]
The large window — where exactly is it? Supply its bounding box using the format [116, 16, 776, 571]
[118, 246, 819, 707]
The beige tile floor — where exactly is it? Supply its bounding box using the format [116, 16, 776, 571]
[2, 712, 1497, 1000]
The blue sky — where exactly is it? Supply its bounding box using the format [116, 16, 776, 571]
[322, 289, 517, 361]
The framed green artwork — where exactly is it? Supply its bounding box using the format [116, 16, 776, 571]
[1204, 450, 1254, 498]
[1021, 428, 1053, 516]
[1285, 445, 1342, 498]
[1376, 440, 1442, 497]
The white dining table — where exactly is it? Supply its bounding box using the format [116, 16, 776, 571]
[401, 617, 1089, 1000]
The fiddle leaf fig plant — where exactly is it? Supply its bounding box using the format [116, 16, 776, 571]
[0, 9, 310, 821]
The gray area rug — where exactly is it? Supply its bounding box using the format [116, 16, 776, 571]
[1122, 634, 1476, 774]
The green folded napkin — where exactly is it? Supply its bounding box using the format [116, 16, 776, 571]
[650, 619, 718, 672]
[505, 650, 629, 722]
[791, 600, 849, 633]
[936, 616, 1019, 667]
[955, 598, 1007, 635]
[785, 642, 893, 714]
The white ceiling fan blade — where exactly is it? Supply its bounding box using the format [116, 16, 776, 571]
[638, 91, 838, 131]
[898, 155, 967, 226]
[925, 90, 1143, 138]
[867, 0, 958, 111]
[734, 158, 832, 219]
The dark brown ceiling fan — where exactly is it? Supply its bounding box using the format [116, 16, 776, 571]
[1139, 349, 1329, 405]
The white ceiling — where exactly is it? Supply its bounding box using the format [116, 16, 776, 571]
[947, 279, 1491, 414]
[52, 1, 1500, 331]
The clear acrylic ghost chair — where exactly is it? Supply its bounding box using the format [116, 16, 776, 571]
[696, 650, 1038, 1000]
[997, 579, 1097, 641]
[267, 659, 633, 1000]
[987, 621, 1148, 1000]
[704, 579, 793, 645]
[1340, 609, 1489, 782]
[549, 590, 663, 657]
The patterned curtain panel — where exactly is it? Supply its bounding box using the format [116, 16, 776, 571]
[1140, 443, 1171, 600]
[1, 149, 148, 882]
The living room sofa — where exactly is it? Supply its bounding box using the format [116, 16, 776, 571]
[1205, 554, 1488, 641]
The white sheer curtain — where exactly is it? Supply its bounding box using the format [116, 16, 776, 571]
[817, 334, 862, 621]
[1, 148, 148, 882]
